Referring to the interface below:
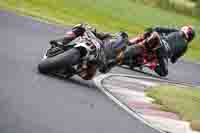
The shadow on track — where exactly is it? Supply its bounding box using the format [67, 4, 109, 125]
[37, 71, 97, 90]
[118, 65, 198, 87]
[119, 65, 168, 80]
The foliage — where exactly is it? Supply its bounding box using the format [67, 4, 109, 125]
[147, 85, 200, 131]
[0, 0, 200, 61]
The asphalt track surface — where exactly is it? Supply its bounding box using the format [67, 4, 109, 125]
[0, 10, 200, 133]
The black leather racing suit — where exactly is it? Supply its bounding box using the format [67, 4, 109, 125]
[151, 27, 188, 76]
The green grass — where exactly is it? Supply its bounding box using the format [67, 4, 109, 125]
[137, 0, 195, 15]
[147, 85, 200, 131]
[0, 0, 200, 61]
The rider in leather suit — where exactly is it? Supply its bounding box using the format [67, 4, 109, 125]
[124, 25, 195, 77]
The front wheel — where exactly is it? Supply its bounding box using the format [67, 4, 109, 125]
[38, 48, 81, 74]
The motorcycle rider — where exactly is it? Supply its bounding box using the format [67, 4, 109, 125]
[50, 24, 128, 80]
[124, 25, 196, 76]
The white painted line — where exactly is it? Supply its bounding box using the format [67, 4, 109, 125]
[110, 88, 145, 96]
[112, 76, 158, 87]
[95, 74, 200, 133]
[103, 83, 141, 91]
[109, 88, 155, 102]
[93, 74, 166, 133]
[122, 97, 153, 104]
[102, 73, 197, 87]
[103, 80, 147, 92]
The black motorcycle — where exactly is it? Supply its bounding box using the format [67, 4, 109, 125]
[38, 28, 104, 80]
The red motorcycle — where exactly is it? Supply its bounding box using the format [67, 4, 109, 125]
[122, 33, 161, 72]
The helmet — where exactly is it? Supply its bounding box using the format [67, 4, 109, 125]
[181, 25, 195, 42]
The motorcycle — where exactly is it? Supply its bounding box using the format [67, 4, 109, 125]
[38, 28, 104, 80]
[121, 35, 161, 72]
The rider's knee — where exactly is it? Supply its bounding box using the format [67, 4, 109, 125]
[155, 66, 168, 77]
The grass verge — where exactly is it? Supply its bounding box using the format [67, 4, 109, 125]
[0, 0, 200, 61]
[147, 85, 200, 131]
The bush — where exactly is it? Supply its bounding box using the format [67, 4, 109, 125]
[136, 0, 197, 17]
[194, 0, 200, 16]
[157, 0, 171, 9]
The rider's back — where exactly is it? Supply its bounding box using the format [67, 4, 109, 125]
[164, 32, 188, 62]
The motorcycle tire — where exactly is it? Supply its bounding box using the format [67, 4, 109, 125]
[38, 48, 81, 74]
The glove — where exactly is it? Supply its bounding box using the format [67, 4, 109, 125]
[117, 31, 128, 39]
[144, 28, 154, 38]
[50, 40, 58, 45]
[50, 40, 63, 46]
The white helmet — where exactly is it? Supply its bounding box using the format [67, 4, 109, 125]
[181, 25, 195, 42]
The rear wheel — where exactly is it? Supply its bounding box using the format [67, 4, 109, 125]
[38, 48, 81, 74]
